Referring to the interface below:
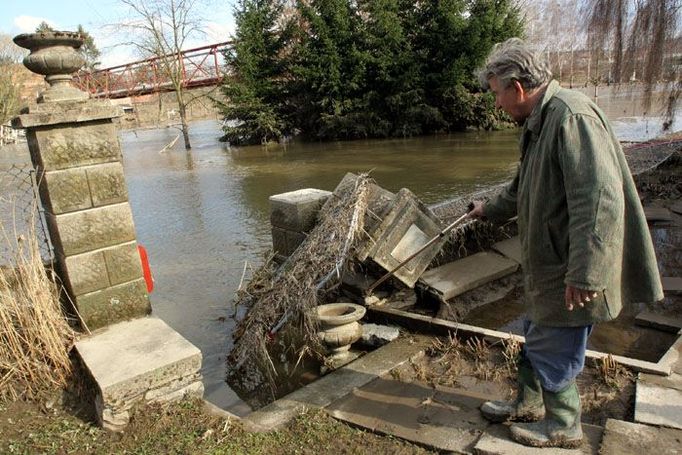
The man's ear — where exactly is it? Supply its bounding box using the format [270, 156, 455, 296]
[512, 80, 525, 98]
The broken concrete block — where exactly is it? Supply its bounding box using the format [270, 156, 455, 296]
[269, 188, 331, 232]
[360, 323, 400, 347]
[75, 317, 203, 430]
[662, 276, 682, 293]
[420, 251, 519, 301]
[644, 206, 672, 222]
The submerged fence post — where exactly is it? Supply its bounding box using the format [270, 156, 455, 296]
[12, 31, 150, 331]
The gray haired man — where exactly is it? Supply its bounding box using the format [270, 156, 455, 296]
[469, 38, 662, 448]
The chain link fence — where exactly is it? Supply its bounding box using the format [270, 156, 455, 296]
[0, 164, 53, 266]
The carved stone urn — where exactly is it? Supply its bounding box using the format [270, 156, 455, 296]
[13, 31, 88, 103]
[316, 303, 366, 362]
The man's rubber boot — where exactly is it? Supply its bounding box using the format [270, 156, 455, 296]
[510, 381, 583, 449]
[480, 357, 545, 423]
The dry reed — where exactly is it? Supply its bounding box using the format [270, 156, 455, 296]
[0, 202, 74, 401]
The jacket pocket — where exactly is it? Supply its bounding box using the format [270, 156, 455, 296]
[541, 219, 566, 265]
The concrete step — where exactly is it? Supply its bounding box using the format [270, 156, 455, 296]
[635, 310, 682, 333]
[420, 251, 519, 301]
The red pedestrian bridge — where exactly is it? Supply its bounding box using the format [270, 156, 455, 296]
[73, 41, 232, 99]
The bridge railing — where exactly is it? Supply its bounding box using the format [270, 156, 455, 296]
[73, 41, 233, 99]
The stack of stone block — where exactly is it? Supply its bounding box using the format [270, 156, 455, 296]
[13, 100, 151, 330]
[269, 188, 332, 260]
[75, 317, 203, 431]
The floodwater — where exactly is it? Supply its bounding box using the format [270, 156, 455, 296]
[118, 95, 679, 414]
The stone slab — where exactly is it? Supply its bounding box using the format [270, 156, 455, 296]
[75, 317, 202, 405]
[269, 188, 331, 232]
[599, 418, 682, 455]
[639, 372, 682, 392]
[243, 335, 431, 431]
[327, 377, 493, 453]
[644, 206, 672, 222]
[474, 422, 602, 454]
[420, 252, 519, 301]
[635, 380, 682, 429]
[491, 236, 523, 264]
[662, 276, 682, 293]
[76, 278, 150, 331]
[635, 310, 682, 333]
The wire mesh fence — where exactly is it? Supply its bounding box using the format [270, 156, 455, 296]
[0, 164, 53, 266]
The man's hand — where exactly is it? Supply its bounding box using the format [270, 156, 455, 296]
[468, 200, 485, 219]
[565, 285, 599, 311]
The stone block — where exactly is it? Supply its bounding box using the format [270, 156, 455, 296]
[76, 279, 150, 330]
[27, 122, 122, 171]
[272, 227, 289, 256]
[64, 250, 110, 295]
[47, 203, 136, 256]
[286, 230, 306, 253]
[269, 188, 331, 232]
[76, 317, 203, 431]
[86, 162, 129, 207]
[41, 167, 92, 214]
[491, 236, 523, 264]
[420, 252, 519, 301]
[103, 241, 143, 286]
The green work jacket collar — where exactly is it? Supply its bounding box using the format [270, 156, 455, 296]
[524, 79, 561, 139]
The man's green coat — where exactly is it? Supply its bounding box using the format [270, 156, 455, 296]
[485, 80, 663, 326]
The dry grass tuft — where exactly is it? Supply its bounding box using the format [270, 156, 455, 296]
[0, 206, 75, 401]
[595, 354, 632, 389]
[501, 337, 521, 377]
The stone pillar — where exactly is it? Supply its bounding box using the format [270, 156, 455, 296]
[12, 32, 150, 331]
[269, 188, 332, 259]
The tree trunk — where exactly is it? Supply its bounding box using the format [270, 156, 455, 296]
[179, 102, 191, 150]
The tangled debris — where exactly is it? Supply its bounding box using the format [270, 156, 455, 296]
[227, 174, 373, 397]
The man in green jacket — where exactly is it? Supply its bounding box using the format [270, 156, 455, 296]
[469, 38, 663, 449]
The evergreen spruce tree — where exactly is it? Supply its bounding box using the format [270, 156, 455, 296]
[217, 0, 294, 145]
[293, 0, 369, 140]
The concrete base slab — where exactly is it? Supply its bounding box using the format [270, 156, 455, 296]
[360, 323, 400, 347]
[327, 378, 493, 453]
[75, 316, 203, 430]
[420, 252, 519, 301]
[242, 335, 431, 431]
[491, 237, 523, 264]
[474, 422, 602, 454]
[635, 380, 682, 429]
[599, 418, 682, 455]
[635, 310, 682, 333]
[662, 276, 682, 293]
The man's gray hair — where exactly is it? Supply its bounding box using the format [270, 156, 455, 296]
[477, 38, 553, 90]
